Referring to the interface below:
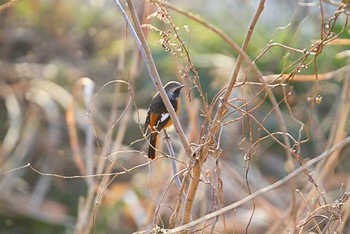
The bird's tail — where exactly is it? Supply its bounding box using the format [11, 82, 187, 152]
[148, 131, 158, 159]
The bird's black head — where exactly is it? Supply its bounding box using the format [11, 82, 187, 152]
[164, 81, 185, 99]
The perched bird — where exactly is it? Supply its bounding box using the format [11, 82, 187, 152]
[143, 81, 185, 159]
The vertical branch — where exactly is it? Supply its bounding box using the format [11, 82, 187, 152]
[220, 0, 265, 106]
[115, 0, 192, 157]
[66, 86, 86, 177]
[80, 78, 96, 186]
[182, 157, 202, 226]
[318, 72, 350, 179]
[181, 0, 267, 229]
[0, 0, 18, 12]
[0, 84, 22, 166]
[163, 130, 186, 196]
[168, 137, 350, 233]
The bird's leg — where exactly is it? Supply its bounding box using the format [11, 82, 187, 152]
[162, 129, 171, 158]
[163, 129, 170, 141]
[162, 129, 185, 200]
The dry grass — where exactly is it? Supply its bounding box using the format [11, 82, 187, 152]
[0, 0, 349, 233]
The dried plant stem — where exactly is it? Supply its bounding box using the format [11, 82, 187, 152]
[239, 0, 295, 187]
[84, 26, 140, 232]
[169, 171, 191, 228]
[182, 157, 201, 227]
[87, 82, 133, 232]
[163, 130, 185, 196]
[181, 0, 267, 229]
[263, 64, 350, 82]
[154, 0, 241, 54]
[0, 0, 18, 12]
[0, 83, 22, 166]
[116, 0, 191, 157]
[158, 0, 292, 163]
[220, 0, 265, 107]
[76, 82, 126, 234]
[319, 73, 350, 180]
[167, 136, 350, 233]
[283, 69, 350, 234]
[155, 0, 274, 95]
[75, 184, 96, 234]
[66, 92, 86, 176]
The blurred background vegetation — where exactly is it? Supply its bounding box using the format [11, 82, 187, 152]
[0, 0, 349, 233]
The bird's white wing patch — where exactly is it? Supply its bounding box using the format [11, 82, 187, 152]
[160, 113, 170, 123]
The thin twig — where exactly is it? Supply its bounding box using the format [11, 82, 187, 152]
[114, 0, 192, 158]
[163, 130, 186, 201]
[220, 0, 265, 105]
[181, 0, 267, 228]
[0, 0, 18, 12]
[166, 136, 350, 233]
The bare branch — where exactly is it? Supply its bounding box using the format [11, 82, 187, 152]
[167, 136, 350, 233]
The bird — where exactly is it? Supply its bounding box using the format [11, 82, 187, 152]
[143, 81, 185, 159]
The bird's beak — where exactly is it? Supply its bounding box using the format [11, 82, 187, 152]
[180, 84, 185, 89]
